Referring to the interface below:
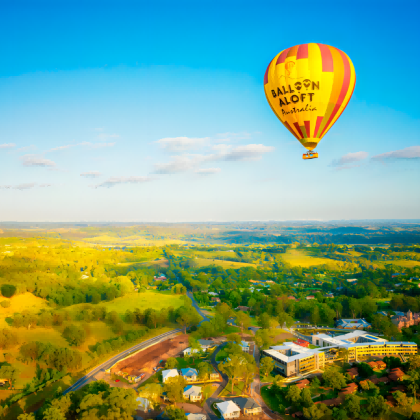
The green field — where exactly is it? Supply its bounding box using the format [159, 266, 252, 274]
[193, 257, 256, 269]
[281, 249, 349, 268]
[68, 290, 185, 314]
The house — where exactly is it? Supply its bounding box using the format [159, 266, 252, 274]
[180, 368, 198, 382]
[183, 385, 202, 402]
[368, 361, 381, 371]
[209, 368, 220, 380]
[236, 306, 250, 312]
[211, 297, 221, 303]
[368, 375, 389, 385]
[306, 295, 315, 300]
[376, 361, 386, 370]
[154, 275, 167, 281]
[295, 379, 310, 390]
[216, 401, 241, 419]
[198, 339, 215, 351]
[388, 368, 404, 382]
[231, 397, 262, 415]
[186, 414, 206, 420]
[183, 347, 201, 357]
[208, 292, 219, 296]
[347, 279, 358, 283]
[162, 369, 179, 383]
[240, 341, 250, 352]
[326, 293, 334, 298]
[340, 382, 358, 395]
[346, 367, 359, 379]
[288, 296, 296, 300]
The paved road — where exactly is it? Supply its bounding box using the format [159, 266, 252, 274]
[63, 329, 181, 395]
[187, 290, 210, 323]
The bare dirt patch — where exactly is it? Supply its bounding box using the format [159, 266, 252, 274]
[112, 334, 189, 376]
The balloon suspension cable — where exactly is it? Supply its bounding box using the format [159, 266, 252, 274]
[302, 151, 319, 160]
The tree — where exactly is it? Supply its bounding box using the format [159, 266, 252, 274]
[42, 407, 66, 420]
[137, 383, 163, 409]
[394, 391, 413, 417]
[365, 396, 389, 420]
[166, 357, 178, 369]
[220, 354, 246, 394]
[18, 415, 35, 420]
[226, 333, 242, 344]
[349, 298, 362, 319]
[408, 354, 420, 371]
[1, 284, 16, 298]
[322, 367, 346, 391]
[358, 362, 374, 378]
[255, 329, 274, 349]
[243, 361, 256, 394]
[301, 388, 314, 408]
[338, 348, 349, 366]
[286, 385, 301, 403]
[310, 306, 320, 326]
[332, 408, 348, 420]
[236, 311, 251, 332]
[18, 399, 26, 413]
[62, 325, 86, 347]
[164, 376, 186, 405]
[165, 406, 187, 420]
[407, 371, 420, 405]
[176, 306, 201, 333]
[197, 362, 212, 381]
[260, 357, 275, 377]
[303, 403, 331, 420]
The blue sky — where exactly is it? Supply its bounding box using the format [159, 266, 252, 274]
[0, 0, 419, 222]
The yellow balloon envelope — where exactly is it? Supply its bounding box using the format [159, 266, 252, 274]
[264, 43, 356, 159]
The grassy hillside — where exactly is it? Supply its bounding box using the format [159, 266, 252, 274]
[67, 290, 185, 315]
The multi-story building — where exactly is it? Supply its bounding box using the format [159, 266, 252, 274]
[391, 310, 420, 330]
[262, 331, 417, 378]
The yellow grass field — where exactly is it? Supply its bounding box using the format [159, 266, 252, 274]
[68, 290, 185, 315]
[0, 293, 49, 328]
[377, 259, 420, 268]
[193, 257, 256, 269]
[84, 234, 184, 247]
[281, 249, 344, 268]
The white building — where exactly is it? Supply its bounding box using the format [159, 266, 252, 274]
[216, 401, 241, 419]
[240, 341, 250, 352]
[183, 385, 202, 401]
[162, 369, 179, 383]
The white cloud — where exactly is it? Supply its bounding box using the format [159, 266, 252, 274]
[195, 168, 221, 175]
[96, 133, 120, 141]
[217, 132, 252, 140]
[371, 146, 420, 160]
[154, 155, 197, 174]
[155, 137, 210, 152]
[153, 143, 274, 174]
[93, 176, 154, 188]
[81, 171, 102, 178]
[332, 151, 369, 167]
[48, 144, 75, 152]
[79, 142, 116, 149]
[0, 183, 52, 190]
[221, 144, 274, 161]
[0, 143, 16, 149]
[20, 154, 56, 167]
[16, 145, 36, 153]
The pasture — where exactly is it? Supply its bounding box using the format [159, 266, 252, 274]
[68, 290, 185, 315]
[281, 249, 342, 268]
[192, 257, 256, 269]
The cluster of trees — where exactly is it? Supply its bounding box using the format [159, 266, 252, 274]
[90, 328, 148, 356]
[19, 341, 83, 371]
[0, 328, 19, 349]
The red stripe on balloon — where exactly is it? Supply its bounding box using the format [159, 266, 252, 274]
[284, 121, 300, 140]
[317, 43, 334, 72]
[297, 44, 309, 60]
[304, 121, 311, 138]
[264, 59, 272, 85]
[276, 48, 291, 64]
[293, 122, 304, 139]
[314, 116, 324, 138]
[320, 49, 351, 137]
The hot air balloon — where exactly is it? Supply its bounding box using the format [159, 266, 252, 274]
[264, 43, 356, 159]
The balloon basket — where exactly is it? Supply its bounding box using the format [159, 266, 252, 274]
[303, 152, 318, 160]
